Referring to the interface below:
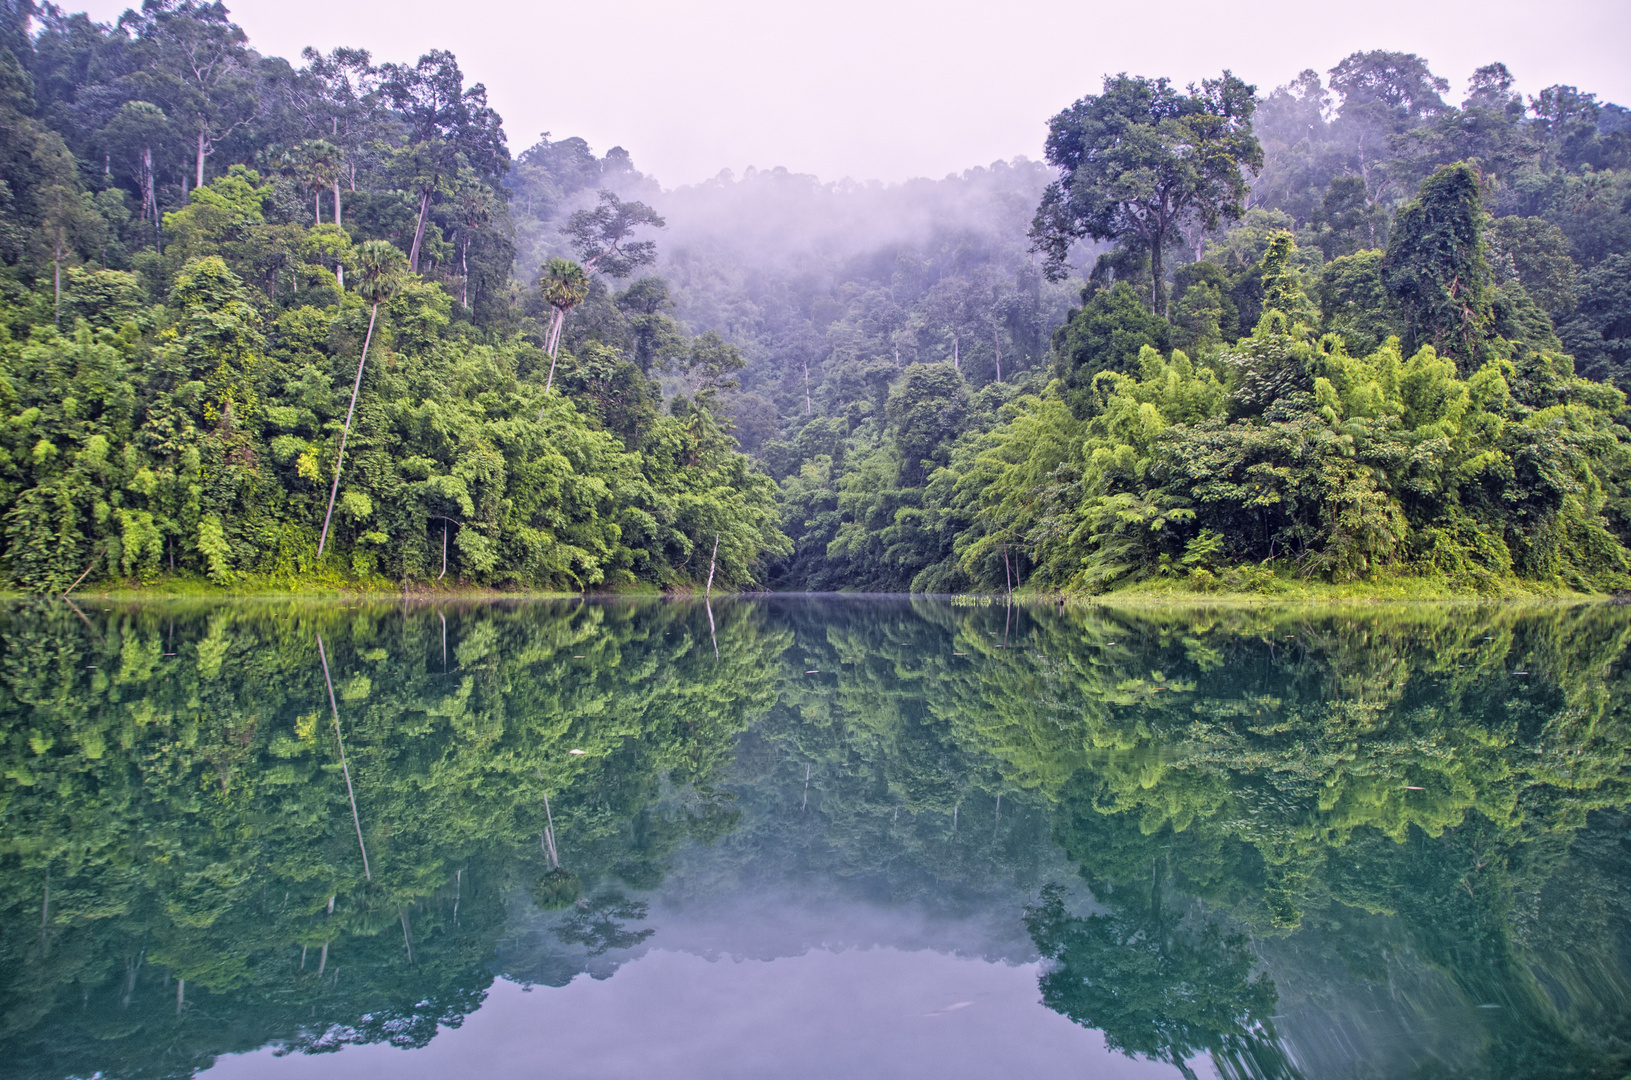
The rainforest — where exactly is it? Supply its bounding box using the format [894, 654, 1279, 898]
[7, 5, 1631, 1078]
[0, 3, 1629, 596]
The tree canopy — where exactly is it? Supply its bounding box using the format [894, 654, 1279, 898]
[0, 10, 1628, 598]
[1030, 73, 1263, 316]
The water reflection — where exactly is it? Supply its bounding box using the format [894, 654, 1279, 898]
[1, 598, 1629, 1079]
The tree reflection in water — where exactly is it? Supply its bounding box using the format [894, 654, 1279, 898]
[0, 598, 1628, 1079]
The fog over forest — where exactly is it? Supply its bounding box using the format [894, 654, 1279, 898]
[0, 1, 1628, 596]
[10, 10, 1631, 1080]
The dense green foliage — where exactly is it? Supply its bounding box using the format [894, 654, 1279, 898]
[0, 2, 785, 592]
[0, 1, 1627, 597]
[684, 55, 1630, 595]
[5, 597, 1631, 1078]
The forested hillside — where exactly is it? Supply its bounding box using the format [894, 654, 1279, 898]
[497, 55, 1631, 595]
[0, 1, 784, 593]
[0, 0, 1627, 593]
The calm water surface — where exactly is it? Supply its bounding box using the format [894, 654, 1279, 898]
[3, 597, 1630, 1079]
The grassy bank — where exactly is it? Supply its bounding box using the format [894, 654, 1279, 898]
[12, 563, 1620, 606]
[36, 569, 642, 603]
[1023, 565, 1612, 605]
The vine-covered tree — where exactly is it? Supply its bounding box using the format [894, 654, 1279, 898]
[1381, 161, 1492, 362]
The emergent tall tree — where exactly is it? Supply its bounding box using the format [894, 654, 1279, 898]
[377, 50, 508, 272]
[98, 100, 173, 250]
[1030, 73, 1262, 317]
[1326, 50, 1451, 204]
[123, 0, 259, 190]
[562, 189, 664, 278]
[452, 170, 497, 308]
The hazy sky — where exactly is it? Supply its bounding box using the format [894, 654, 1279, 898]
[71, 0, 1631, 187]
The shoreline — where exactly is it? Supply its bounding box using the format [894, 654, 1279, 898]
[19, 578, 1621, 607]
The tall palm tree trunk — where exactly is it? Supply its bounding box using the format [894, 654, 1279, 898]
[317, 302, 379, 559]
[543, 308, 565, 394]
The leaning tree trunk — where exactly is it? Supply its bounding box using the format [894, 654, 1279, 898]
[408, 187, 432, 271]
[548, 307, 566, 356]
[317, 302, 379, 559]
[543, 308, 565, 395]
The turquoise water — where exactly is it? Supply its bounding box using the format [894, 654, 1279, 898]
[3, 597, 1629, 1079]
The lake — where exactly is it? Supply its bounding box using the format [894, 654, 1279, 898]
[2, 596, 1629, 1079]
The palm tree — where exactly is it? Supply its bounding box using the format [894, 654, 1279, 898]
[290, 140, 344, 226]
[317, 240, 410, 560]
[287, 140, 346, 284]
[538, 257, 590, 395]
